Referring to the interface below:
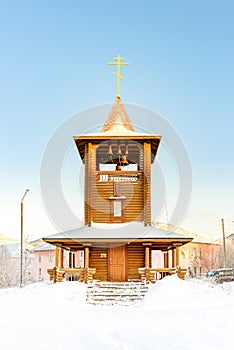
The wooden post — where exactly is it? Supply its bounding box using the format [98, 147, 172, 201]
[176, 247, 180, 266]
[69, 252, 72, 268]
[85, 247, 89, 268]
[73, 253, 76, 268]
[145, 246, 150, 268]
[164, 251, 169, 268]
[60, 248, 64, 268]
[172, 249, 176, 267]
[55, 247, 59, 268]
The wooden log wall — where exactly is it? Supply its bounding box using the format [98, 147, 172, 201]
[143, 142, 151, 225]
[84, 143, 97, 226]
[127, 244, 151, 280]
[83, 141, 153, 224]
[89, 247, 108, 281]
[84, 142, 91, 226]
[91, 176, 144, 223]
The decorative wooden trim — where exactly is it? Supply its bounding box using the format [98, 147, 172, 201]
[97, 170, 140, 175]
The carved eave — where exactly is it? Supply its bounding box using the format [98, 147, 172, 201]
[74, 134, 161, 164]
[43, 237, 192, 251]
[43, 222, 193, 250]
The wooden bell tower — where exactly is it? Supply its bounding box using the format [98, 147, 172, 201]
[74, 96, 161, 227]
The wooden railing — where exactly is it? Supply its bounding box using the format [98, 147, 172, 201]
[138, 267, 187, 283]
[96, 171, 140, 182]
[47, 266, 186, 284]
[47, 267, 96, 283]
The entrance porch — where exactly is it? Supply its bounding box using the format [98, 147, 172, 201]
[47, 242, 187, 283]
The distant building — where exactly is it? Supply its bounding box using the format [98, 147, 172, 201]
[180, 240, 221, 277]
[33, 243, 84, 282]
[153, 223, 222, 277]
[33, 243, 55, 281]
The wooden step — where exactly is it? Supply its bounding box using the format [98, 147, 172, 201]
[86, 281, 150, 306]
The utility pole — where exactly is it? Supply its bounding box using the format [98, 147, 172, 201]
[221, 218, 227, 268]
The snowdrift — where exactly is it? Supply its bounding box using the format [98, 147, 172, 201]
[0, 276, 233, 350]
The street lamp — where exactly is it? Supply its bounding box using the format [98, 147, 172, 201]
[221, 218, 227, 268]
[20, 189, 30, 288]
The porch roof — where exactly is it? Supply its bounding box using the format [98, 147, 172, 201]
[42, 222, 193, 248]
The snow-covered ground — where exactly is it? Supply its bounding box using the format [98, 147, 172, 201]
[0, 276, 233, 350]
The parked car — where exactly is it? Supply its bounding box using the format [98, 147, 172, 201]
[206, 268, 234, 283]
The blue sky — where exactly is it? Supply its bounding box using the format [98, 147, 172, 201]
[0, 0, 234, 239]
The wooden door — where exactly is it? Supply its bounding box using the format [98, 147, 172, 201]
[108, 245, 127, 282]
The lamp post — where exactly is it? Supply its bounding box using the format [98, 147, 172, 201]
[20, 189, 30, 288]
[221, 218, 227, 268]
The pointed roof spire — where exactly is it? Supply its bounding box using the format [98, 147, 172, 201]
[102, 96, 135, 133]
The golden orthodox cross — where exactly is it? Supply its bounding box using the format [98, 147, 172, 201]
[108, 55, 130, 97]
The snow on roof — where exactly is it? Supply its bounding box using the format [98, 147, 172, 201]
[43, 222, 192, 241]
[1, 243, 33, 258]
[156, 222, 220, 244]
[32, 243, 56, 252]
[3, 243, 20, 256]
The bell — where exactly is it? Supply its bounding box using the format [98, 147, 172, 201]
[125, 143, 129, 155]
[117, 144, 122, 155]
[121, 155, 129, 166]
[108, 144, 113, 156]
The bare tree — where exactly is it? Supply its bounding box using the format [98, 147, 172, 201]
[0, 241, 34, 288]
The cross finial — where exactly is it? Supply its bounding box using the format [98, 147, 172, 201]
[108, 55, 130, 98]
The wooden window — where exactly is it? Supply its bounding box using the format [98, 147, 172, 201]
[110, 199, 125, 222]
[38, 253, 42, 263]
[113, 201, 122, 217]
[39, 268, 42, 276]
